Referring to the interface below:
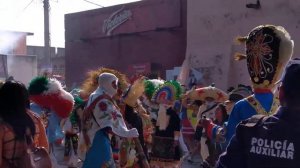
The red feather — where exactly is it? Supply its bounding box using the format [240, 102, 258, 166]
[30, 93, 73, 118]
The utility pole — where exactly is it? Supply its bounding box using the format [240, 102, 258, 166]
[43, 0, 51, 74]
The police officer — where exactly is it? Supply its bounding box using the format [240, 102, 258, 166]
[217, 59, 300, 167]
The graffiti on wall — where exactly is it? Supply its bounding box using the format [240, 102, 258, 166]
[190, 67, 214, 87]
[188, 53, 227, 87]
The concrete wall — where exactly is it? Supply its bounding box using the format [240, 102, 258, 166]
[187, 0, 300, 90]
[27, 46, 65, 76]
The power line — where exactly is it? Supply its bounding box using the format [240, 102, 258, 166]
[22, 0, 35, 12]
[82, 0, 104, 7]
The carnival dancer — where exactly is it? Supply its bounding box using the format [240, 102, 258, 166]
[78, 67, 130, 164]
[149, 80, 183, 168]
[81, 72, 139, 168]
[120, 77, 152, 168]
[193, 84, 251, 164]
[179, 98, 201, 162]
[172, 99, 190, 159]
[185, 86, 228, 167]
[80, 68, 149, 167]
[62, 96, 85, 167]
[28, 76, 74, 166]
[202, 104, 228, 167]
[199, 25, 294, 152]
[110, 75, 149, 168]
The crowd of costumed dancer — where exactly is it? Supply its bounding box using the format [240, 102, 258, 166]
[22, 24, 294, 168]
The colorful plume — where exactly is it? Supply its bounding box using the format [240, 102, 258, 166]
[28, 76, 74, 118]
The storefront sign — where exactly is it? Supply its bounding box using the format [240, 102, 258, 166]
[102, 7, 132, 36]
[128, 63, 151, 74]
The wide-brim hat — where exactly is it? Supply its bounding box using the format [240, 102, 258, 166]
[186, 86, 228, 102]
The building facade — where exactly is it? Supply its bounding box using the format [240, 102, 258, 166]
[0, 31, 37, 85]
[0, 31, 33, 55]
[27, 46, 65, 78]
[65, 0, 300, 90]
[65, 0, 187, 87]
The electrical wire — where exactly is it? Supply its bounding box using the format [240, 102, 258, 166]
[22, 0, 35, 12]
[82, 0, 104, 7]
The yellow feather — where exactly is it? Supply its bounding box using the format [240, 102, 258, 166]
[234, 53, 247, 61]
[234, 36, 247, 44]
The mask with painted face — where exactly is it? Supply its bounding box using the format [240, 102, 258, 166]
[98, 73, 119, 97]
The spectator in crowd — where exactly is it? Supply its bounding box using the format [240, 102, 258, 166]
[181, 99, 202, 162]
[202, 104, 228, 167]
[0, 81, 48, 167]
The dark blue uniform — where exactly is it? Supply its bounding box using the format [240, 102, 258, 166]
[217, 107, 300, 168]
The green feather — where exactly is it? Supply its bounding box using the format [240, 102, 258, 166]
[74, 96, 84, 107]
[28, 76, 49, 95]
[70, 97, 84, 125]
[165, 80, 183, 99]
[144, 80, 156, 99]
[69, 109, 79, 125]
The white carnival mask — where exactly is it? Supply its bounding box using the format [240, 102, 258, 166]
[98, 73, 119, 97]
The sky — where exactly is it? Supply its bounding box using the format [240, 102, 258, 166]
[0, 0, 141, 47]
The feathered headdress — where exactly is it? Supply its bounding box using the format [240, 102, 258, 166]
[152, 80, 183, 104]
[81, 67, 129, 96]
[122, 76, 145, 107]
[144, 79, 164, 100]
[28, 76, 74, 118]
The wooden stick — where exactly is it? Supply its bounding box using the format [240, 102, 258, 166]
[133, 138, 150, 168]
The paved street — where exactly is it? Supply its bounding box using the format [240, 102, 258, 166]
[52, 144, 83, 168]
[53, 143, 204, 168]
[180, 154, 203, 168]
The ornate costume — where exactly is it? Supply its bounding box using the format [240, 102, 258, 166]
[119, 77, 151, 168]
[148, 80, 183, 168]
[81, 72, 139, 168]
[28, 76, 75, 166]
[28, 76, 74, 119]
[143, 79, 164, 122]
[62, 96, 85, 167]
[203, 25, 294, 150]
[79, 68, 149, 167]
[28, 76, 74, 143]
[185, 86, 228, 166]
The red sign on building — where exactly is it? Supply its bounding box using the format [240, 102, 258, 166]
[128, 63, 151, 74]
